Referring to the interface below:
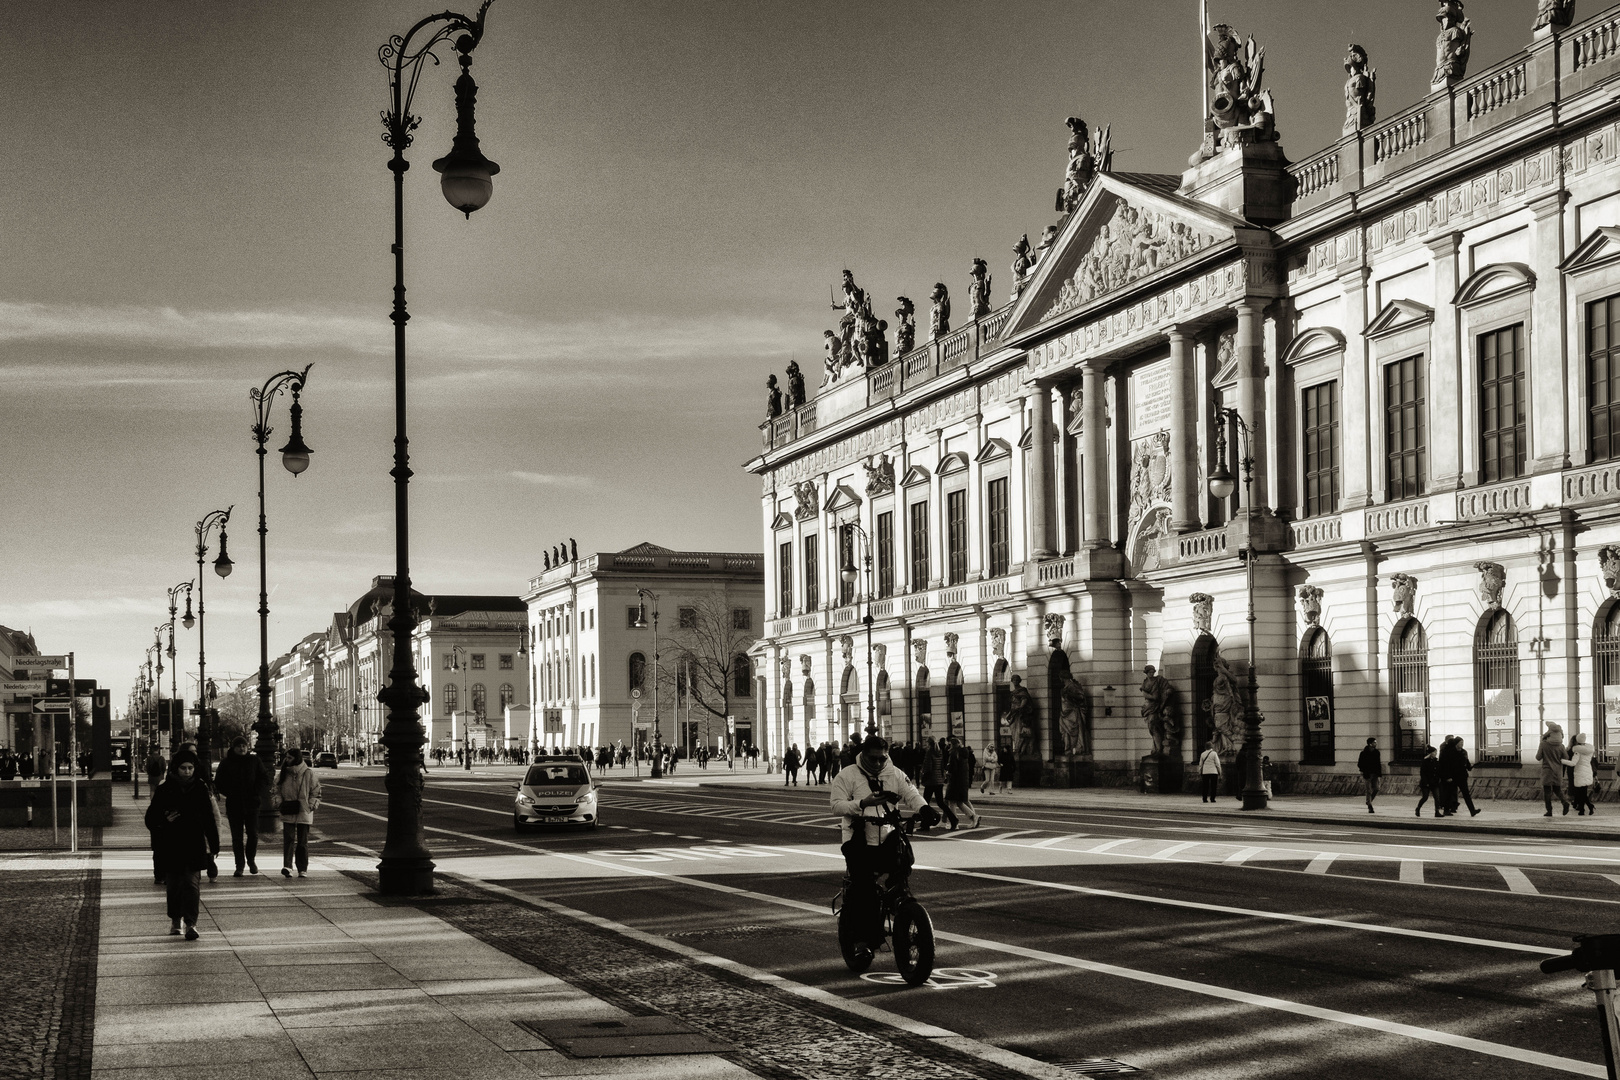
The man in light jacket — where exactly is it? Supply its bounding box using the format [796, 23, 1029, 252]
[1198, 745, 1222, 803]
[830, 736, 934, 964]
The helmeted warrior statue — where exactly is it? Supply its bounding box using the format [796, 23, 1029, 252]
[1011, 234, 1035, 297]
[894, 297, 916, 355]
[1195, 23, 1277, 162]
[765, 374, 783, 419]
[1056, 115, 1111, 213]
[785, 360, 806, 407]
[929, 282, 951, 340]
[1433, 0, 1473, 87]
[1343, 44, 1376, 134]
[968, 258, 992, 319]
[1534, 0, 1576, 33]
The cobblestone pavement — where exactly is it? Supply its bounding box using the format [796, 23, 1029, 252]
[351, 871, 1048, 1080]
[0, 860, 101, 1079]
[0, 826, 100, 853]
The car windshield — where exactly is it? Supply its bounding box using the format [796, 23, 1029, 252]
[524, 765, 589, 787]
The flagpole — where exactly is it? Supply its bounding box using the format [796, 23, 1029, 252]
[1199, 0, 1210, 123]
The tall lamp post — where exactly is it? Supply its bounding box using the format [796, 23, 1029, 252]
[631, 590, 662, 778]
[375, 2, 500, 896]
[194, 508, 233, 780]
[166, 582, 193, 749]
[1208, 405, 1268, 811]
[250, 365, 314, 836]
[152, 625, 169, 755]
[839, 525, 878, 738]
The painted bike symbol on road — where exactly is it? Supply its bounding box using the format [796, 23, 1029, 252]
[860, 967, 998, 990]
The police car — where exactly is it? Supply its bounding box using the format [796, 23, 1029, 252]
[513, 757, 599, 831]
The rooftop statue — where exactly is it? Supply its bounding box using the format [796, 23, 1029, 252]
[785, 360, 806, 407]
[968, 258, 992, 319]
[830, 269, 884, 371]
[1433, 0, 1472, 87]
[894, 297, 916, 355]
[929, 283, 951, 340]
[765, 374, 783, 419]
[1534, 0, 1576, 32]
[1343, 44, 1376, 134]
[1056, 115, 1111, 214]
[1011, 234, 1035, 297]
[1195, 23, 1276, 163]
[821, 330, 845, 386]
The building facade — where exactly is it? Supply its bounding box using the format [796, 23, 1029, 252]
[521, 543, 764, 755]
[750, 6, 1620, 792]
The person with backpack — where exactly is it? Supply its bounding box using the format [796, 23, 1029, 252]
[1198, 745, 1222, 802]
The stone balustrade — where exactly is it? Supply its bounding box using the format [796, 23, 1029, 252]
[1366, 499, 1430, 535]
[1291, 515, 1342, 548]
[1464, 59, 1528, 120]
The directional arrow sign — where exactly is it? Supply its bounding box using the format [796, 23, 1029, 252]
[1, 680, 47, 694]
[11, 655, 67, 670]
[34, 698, 70, 712]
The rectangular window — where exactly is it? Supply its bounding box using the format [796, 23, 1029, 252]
[838, 524, 856, 606]
[876, 511, 894, 599]
[1592, 296, 1620, 463]
[471, 654, 485, 670]
[732, 608, 751, 630]
[499, 654, 514, 670]
[986, 477, 1010, 578]
[778, 541, 793, 614]
[947, 489, 968, 585]
[804, 533, 820, 610]
[909, 501, 930, 588]
[1302, 380, 1341, 518]
[1384, 355, 1427, 500]
[1479, 323, 1526, 482]
[678, 607, 697, 629]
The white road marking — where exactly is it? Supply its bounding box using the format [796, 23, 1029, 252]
[1305, 853, 1338, 875]
[1033, 834, 1084, 849]
[981, 830, 1040, 843]
[1498, 866, 1540, 894]
[1224, 847, 1266, 864]
[1400, 860, 1424, 885]
[1086, 838, 1137, 854]
[1150, 841, 1203, 860]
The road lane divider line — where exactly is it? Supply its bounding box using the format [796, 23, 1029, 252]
[1305, 853, 1338, 874]
[1400, 860, 1425, 885]
[1498, 866, 1540, 894]
[1224, 847, 1266, 865]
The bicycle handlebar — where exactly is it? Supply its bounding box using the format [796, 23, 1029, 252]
[1540, 934, 1620, 975]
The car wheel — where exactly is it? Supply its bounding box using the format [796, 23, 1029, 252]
[513, 814, 526, 833]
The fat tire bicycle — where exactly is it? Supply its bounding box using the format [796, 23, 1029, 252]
[832, 806, 937, 987]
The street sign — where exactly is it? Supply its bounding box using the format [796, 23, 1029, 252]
[727, 716, 736, 733]
[34, 698, 70, 712]
[11, 655, 67, 670]
[1, 680, 46, 694]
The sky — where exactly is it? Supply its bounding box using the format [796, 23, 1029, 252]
[0, 0, 1541, 710]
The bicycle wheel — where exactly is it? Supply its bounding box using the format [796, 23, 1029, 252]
[893, 900, 935, 986]
[836, 908, 873, 973]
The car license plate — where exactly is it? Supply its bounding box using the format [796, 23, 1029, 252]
[543, 816, 569, 823]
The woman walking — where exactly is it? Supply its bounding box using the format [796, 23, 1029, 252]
[1565, 732, 1597, 815]
[143, 749, 218, 940]
[274, 748, 322, 878]
[995, 739, 1016, 795]
[945, 737, 980, 828]
[1536, 722, 1572, 816]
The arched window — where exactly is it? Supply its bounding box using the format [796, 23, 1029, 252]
[499, 684, 514, 711]
[915, 665, 931, 742]
[471, 683, 487, 718]
[876, 670, 892, 728]
[1597, 604, 1620, 759]
[1475, 609, 1521, 763]
[1300, 627, 1334, 765]
[945, 661, 965, 740]
[803, 677, 816, 722]
[443, 682, 458, 714]
[1390, 618, 1429, 760]
[590, 654, 596, 698]
[734, 656, 751, 698]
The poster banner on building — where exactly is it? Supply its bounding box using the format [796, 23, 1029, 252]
[1481, 688, 1516, 728]
[1304, 696, 1332, 732]
[1605, 685, 1620, 742]
[1396, 692, 1426, 729]
[949, 711, 964, 740]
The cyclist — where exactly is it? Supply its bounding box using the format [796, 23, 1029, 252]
[829, 734, 936, 965]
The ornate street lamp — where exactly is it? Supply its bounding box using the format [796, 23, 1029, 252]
[166, 582, 192, 748]
[631, 590, 662, 777]
[374, 3, 500, 896]
[194, 507, 233, 780]
[1209, 404, 1267, 811]
[839, 525, 878, 739]
[250, 365, 314, 835]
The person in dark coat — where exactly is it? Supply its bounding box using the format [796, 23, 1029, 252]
[945, 736, 980, 828]
[1357, 738, 1383, 813]
[143, 750, 219, 940]
[1438, 735, 1481, 816]
[213, 737, 269, 876]
[783, 744, 801, 786]
[1414, 745, 1441, 818]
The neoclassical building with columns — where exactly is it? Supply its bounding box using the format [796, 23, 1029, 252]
[748, 5, 1620, 793]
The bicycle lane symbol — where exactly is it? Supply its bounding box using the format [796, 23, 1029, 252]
[859, 968, 998, 990]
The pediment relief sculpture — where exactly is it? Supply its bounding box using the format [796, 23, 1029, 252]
[1043, 201, 1220, 322]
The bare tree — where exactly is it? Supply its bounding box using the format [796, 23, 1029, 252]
[652, 589, 759, 752]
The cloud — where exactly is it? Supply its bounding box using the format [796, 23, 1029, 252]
[509, 471, 595, 488]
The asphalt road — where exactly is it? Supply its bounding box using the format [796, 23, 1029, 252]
[308, 766, 1620, 1079]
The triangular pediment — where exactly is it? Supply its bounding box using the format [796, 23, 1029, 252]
[1561, 227, 1620, 275]
[1000, 172, 1251, 340]
[822, 483, 862, 515]
[901, 464, 930, 487]
[1454, 262, 1535, 307]
[771, 511, 793, 531]
[975, 438, 1011, 463]
[1365, 299, 1435, 339]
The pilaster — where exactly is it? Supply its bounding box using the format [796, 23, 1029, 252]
[1338, 265, 1373, 509]
[1529, 191, 1572, 474]
[1426, 231, 1465, 490]
[1168, 328, 1199, 533]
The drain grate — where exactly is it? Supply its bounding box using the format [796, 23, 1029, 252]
[666, 924, 811, 940]
[519, 1016, 733, 1058]
[1052, 1059, 1142, 1075]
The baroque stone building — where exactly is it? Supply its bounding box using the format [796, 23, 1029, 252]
[749, 5, 1620, 793]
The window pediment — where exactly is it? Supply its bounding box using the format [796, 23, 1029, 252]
[975, 438, 1011, 463]
[771, 511, 794, 531]
[1017, 426, 1059, 449]
[1364, 299, 1435, 340]
[901, 464, 931, 487]
[1561, 227, 1620, 276]
[1281, 326, 1347, 365]
[937, 451, 969, 476]
[822, 483, 863, 516]
[1453, 262, 1535, 308]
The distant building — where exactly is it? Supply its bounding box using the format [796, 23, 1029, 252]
[0, 625, 39, 751]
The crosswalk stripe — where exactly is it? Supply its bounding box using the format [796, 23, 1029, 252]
[1087, 838, 1137, 854]
[1497, 866, 1540, 894]
[1032, 835, 1082, 849]
[983, 830, 1040, 843]
[1305, 853, 1338, 875]
[1400, 860, 1424, 884]
[1224, 847, 1266, 864]
[1151, 841, 1203, 860]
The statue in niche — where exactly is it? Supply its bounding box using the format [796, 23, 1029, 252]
[1006, 674, 1036, 757]
[1068, 386, 1085, 435]
[1191, 593, 1214, 634]
[968, 259, 992, 319]
[1058, 672, 1090, 756]
[874, 643, 887, 672]
[1476, 561, 1506, 610]
[862, 453, 895, 496]
[894, 297, 916, 355]
[1534, 0, 1576, 32]
[785, 360, 806, 407]
[780, 656, 793, 681]
[1391, 572, 1418, 616]
[1205, 652, 1246, 755]
[1056, 115, 1112, 214]
[1433, 0, 1472, 86]
[930, 283, 951, 340]
[1343, 44, 1376, 134]
[1299, 585, 1323, 626]
[1011, 235, 1035, 297]
[1600, 546, 1620, 595]
[793, 481, 818, 521]
[800, 655, 812, 677]
[1140, 665, 1180, 758]
[1195, 23, 1277, 162]
[765, 374, 783, 419]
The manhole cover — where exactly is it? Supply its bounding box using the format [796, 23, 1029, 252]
[667, 924, 810, 940]
[520, 1016, 732, 1058]
[1053, 1059, 1142, 1075]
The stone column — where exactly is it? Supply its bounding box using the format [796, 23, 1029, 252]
[1081, 365, 1110, 547]
[1426, 232, 1464, 489]
[1168, 327, 1198, 532]
[1234, 299, 1269, 507]
[1027, 385, 1056, 558]
[1529, 191, 1571, 474]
